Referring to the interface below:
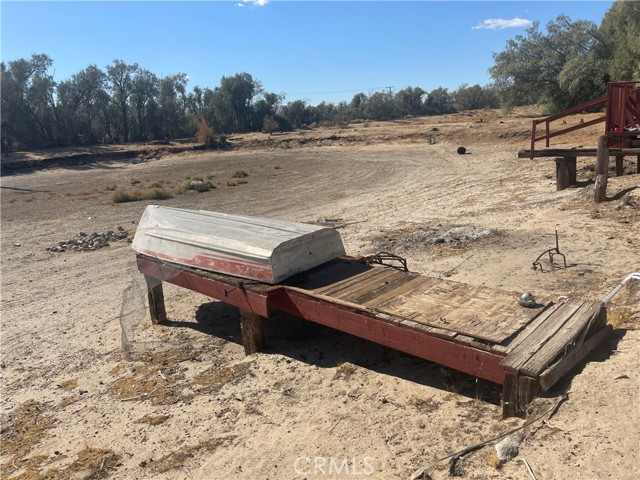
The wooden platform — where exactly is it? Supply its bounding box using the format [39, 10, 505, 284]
[137, 254, 610, 417]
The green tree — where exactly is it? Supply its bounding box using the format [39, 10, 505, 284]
[599, 0, 640, 80]
[490, 15, 609, 112]
[106, 60, 139, 142]
[1, 54, 57, 150]
[212, 73, 263, 133]
[424, 87, 455, 115]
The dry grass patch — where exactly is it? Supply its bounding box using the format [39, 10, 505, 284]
[408, 395, 441, 414]
[192, 362, 252, 394]
[148, 437, 233, 474]
[110, 188, 173, 203]
[1, 400, 56, 475]
[133, 414, 171, 426]
[56, 379, 77, 390]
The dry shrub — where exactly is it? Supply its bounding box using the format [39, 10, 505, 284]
[149, 437, 233, 474]
[109, 190, 138, 203]
[333, 362, 357, 380]
[178, 178, 215, 193]
[408, 395, 441, 414]
[192, 362, 252, 394]
[231, 170, 248, 178]
[142, 188, 173, 201]
[195, 118, 218, 147]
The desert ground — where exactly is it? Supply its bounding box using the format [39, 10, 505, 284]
[1, 110, 639, 480]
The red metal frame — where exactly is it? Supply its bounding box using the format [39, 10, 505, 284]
[529, 81, 640, 158]
[138, 255, 508, 385]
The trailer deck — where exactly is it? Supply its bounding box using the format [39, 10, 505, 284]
[137, 254, 610, 417]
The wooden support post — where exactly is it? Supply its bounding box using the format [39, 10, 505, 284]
[567, 156, 577, 185]
[144, 275, 167, 325]
[555, 157, 570, 191]
[615, 155, 624, 176]
[636, 155, 639, 174]
[502, 373, 539, 418]
[240, 309, 264, 355]
[594, 135, 609, 203]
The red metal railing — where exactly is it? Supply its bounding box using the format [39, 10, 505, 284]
[529, 81, 640, 158]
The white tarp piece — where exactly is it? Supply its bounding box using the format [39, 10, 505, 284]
[132, 205, 346, 284]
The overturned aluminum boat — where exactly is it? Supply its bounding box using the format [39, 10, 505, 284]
[132, 206, 346, 284]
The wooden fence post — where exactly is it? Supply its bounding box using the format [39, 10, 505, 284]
[555, 158, 570, 191]
[144, 275, 167, 324]
[615, 155, 624, 176]
[594, 135, 609, 203]
[240, 310, 264, 355]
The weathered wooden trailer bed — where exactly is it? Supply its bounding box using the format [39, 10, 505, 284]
[137, 254, 610, 417]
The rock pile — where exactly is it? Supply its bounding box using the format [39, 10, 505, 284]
[47, 226, 133, 253]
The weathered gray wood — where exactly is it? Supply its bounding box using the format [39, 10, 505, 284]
[615, 155, 624, 176]
[240, 310, 264, 355]
[539, 325, 612, 390]
[144, 275, 167, 324]
[502, 373, 539, 418]
[594, 135, 610, 202]
[519, 301, 602, 377]
[492, 303, 560, 355]
[501, 300, 585, 372]
[567, 155, 577, 185]
[555, 157, 570, 191]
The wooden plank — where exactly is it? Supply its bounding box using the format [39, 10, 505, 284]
[615, 155, 624, 176]
[379, 280, 542, 343]
[595, 135, 610, 202]
[518, 147, 640, 158]
[367, 275, 439, 308]
[492, 302, 560, 354]
[290, 259, 369, 290]
[269, 288, 508, 384]
[539, 324, 612, 391]
[240, 310, 264, 355]
[501, 299, 585, 372]
[502, 373, 539, 418]
[332, 268, 400, 302]
[345, 270, 419, 304]
[519, 301, 603, 377]
[555, 157, 571, 191]
[315, 265, 382, 296]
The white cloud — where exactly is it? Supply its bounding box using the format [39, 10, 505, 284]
[237, 0, 269, 7]
[472, 18, 533, 30]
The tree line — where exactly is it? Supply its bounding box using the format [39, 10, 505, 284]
[1, 0, 637, 152]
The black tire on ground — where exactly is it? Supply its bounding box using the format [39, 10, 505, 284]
[457, 146, 466, 155]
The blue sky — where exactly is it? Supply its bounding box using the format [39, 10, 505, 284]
[1, 1, 614, 105]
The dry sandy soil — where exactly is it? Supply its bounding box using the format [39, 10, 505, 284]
[1, 109, 639, 480]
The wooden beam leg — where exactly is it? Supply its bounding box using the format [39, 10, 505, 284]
[144, 275, 167, 325]
[615, 155, 624, 176]
[502, 373, 539, 418]
[240, 309, 264, 355]
[555, 157, 570, 191]
[594, 135, 609, 203]
[636, 155, 639, 174]
[567, 156, 577, 185]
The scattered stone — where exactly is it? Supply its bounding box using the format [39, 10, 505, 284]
[47, 226, 133, 253]
[14, 243, 21, 247]
[494, 434, 523, 466]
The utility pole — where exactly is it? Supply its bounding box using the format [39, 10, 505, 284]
[385, 86, 394, 97]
